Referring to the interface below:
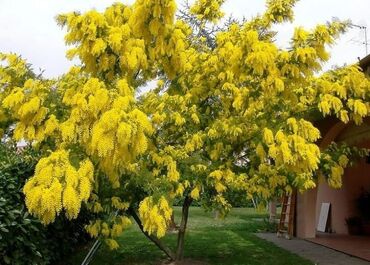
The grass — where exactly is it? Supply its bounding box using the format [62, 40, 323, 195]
[67, 207, 313, 265]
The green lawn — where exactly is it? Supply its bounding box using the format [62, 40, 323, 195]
[68, 207, 312, 265]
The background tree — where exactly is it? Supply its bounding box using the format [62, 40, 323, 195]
[1, 0, 370, 262]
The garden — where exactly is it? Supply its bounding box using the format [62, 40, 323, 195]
[68, 207, 313, 265]
[1, 0, 370, 264]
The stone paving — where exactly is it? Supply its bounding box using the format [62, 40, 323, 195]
[256, 233, 370, 265]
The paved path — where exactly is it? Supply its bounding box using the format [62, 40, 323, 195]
[256, 233, 370, 265]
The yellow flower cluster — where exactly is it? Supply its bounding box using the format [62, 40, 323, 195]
[138, 196, 173, 238]
[57, 75, 153, 187]
[57, 4, 147, 80]
[246, 163, 290, 196]
[252, 119, 324, 192]
[190, 0, 225, 22]
[151, 151, 181, 182]
[60, 77, 110, 143]
[0, 53, 29, 85]
[90, 103, 152, 185]
[190, 186, 201, 200]
[131, 0, 176, 38]
[208, 169, 236, 194]
[317, 66, 370, 125]
[184, 133, 204, 153]
[270, 132, 320, 173]
[23, 150, 94, 224]
[246, 42, 278, 76]
[328, 165, 344, 188]
[85, 215, 132, 249]
[0, 53, 32, 136]
[326, 154, 349, 189]
[2, 79, 56, 142]
[264, 0, 297, 24]
[57, 0, 185, 81]
[111, 197, 130, 211]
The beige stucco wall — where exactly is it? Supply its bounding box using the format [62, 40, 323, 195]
[296, 121, 370, 238]
[297, 149, 370, 237]
[296, 188, 317, 238]
[315, 158, 370, 234]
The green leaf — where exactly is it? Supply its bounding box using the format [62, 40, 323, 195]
[0, 227, 9, 233]
[3, 255, 11, 264]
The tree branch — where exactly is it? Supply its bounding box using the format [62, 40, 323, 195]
[129, 208, 175, 261]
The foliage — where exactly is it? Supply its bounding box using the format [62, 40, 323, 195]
[0, 142, 91, 265]
[0, 142, 43, 265]
[1, 0, 370, 261]
[319, 143, 369, 188]
[173, 188, 254, 207]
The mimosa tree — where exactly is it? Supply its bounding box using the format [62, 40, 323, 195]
[1, 0, 370, 262]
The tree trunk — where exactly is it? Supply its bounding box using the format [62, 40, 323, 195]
[168, 213, 178, 231]
[213, 209, 220, 219]
[175, 196, 192, 261]
[251, 196, 258, 209]
[268, 199, 277, 223]
[129, 208, 175, 261]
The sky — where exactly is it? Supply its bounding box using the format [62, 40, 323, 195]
[0, 0, 369, 78]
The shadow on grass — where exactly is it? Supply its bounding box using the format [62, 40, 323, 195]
[67, 207, 312, 265]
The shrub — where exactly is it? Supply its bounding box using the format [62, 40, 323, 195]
[0, 142, 91, 265]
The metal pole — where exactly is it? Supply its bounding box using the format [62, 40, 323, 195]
[81, 211, 119, 265]
[364, 26, 368, 55]
[81, 239, 102, 265]
[350, 23, 368, 56]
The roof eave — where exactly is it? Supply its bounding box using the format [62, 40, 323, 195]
[359, 54, 370, 70]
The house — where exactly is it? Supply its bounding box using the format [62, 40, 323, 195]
[294, 54, 370, 261]
[361, 54, 370, 75]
